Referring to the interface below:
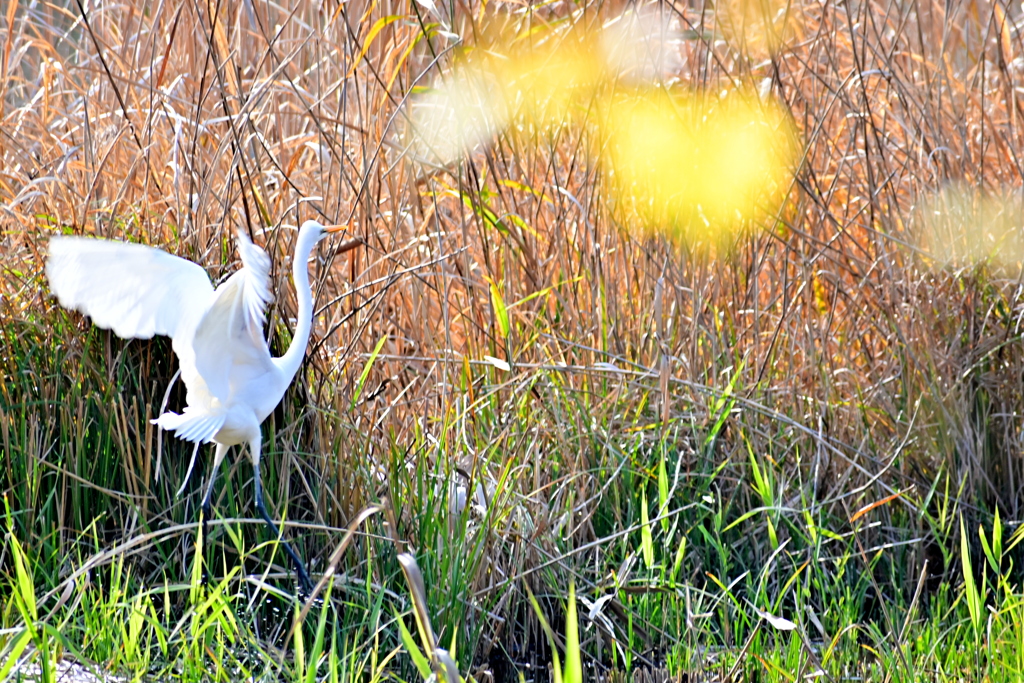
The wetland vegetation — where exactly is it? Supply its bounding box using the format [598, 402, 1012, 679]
[4, 0, 1024, 680]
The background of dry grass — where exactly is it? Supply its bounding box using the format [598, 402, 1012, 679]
[5, 0, 1024, 678]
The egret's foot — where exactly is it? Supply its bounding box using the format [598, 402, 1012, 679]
[279, 540, 313, 597]
[295, 563, 314, 598]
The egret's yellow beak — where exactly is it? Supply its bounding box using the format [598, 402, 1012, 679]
[327, 220, 363, 254]
[327, 220, 360, 236]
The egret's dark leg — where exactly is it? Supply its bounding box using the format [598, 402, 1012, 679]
[253, 457, 312, 594]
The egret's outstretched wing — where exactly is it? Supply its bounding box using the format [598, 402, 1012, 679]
[47, 236, 215, 341]
[191, 231, 275, 402]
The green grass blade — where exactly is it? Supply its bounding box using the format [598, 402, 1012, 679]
[396, 609, 433, 680]
[352, 334, 388, 409]
[564, 582, 581, 683]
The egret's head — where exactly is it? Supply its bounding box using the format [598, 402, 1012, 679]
[298, 219, 349, 242]
[292, 219, 352, 260]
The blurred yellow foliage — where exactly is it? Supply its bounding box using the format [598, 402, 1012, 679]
[717, 0, 804, 57]
[914, 184, 1024, 275]
[602, 90, 798, 239]
[409, 14, 800, 241]
[409, 36, 602, 162]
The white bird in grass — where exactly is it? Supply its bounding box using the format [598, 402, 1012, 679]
[46, 221, 357, 592]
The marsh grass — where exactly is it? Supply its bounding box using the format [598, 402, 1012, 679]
[4, 0, 1024, 680]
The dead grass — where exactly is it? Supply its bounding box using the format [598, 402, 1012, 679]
[4, 0, 1024, 675]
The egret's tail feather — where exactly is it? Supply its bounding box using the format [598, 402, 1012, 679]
[152, 408, 225, 444]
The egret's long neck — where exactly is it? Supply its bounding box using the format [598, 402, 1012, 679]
[276, 233, 318, 383]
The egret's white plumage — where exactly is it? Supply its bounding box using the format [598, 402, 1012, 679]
[46, 221, 351, 591]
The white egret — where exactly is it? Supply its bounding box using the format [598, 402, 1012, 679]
[47, 221, 355, 591]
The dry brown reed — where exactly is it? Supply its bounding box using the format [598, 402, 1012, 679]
[3, 0, 1024, 652]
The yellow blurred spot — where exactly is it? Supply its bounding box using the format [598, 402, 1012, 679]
[718, 0, 803, 56]
[914, 184, 1024, 275]
[408, 68, 509, 165]
[499, 42, 604, 128]
[600, 8, 683, 82]
[812, 274, 830, 315]
[407, 15, 801, 241]
[603, 90, 797, 240]
[409, 36, 602, 163]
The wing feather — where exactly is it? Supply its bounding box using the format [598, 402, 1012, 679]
[47, 236, 215, 342]
[48, 232, 276, 444]
[153, 407, 226, 443]
[191, 231, 275, 402]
